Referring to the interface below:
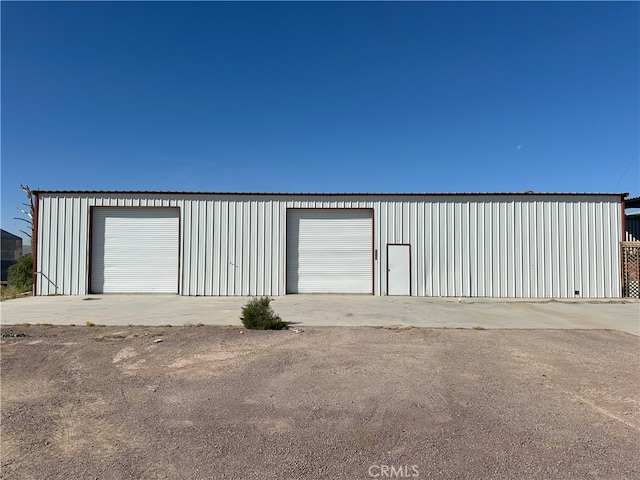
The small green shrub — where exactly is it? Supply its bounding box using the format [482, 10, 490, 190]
[241, 296, 288, 330]
[85, 321, 95, 327]
[7, 254, 32, 293]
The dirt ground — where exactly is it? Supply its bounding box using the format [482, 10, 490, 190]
[1, 325, 639, 480]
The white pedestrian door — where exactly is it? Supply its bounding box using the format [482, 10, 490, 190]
[387, 244, 410, 295]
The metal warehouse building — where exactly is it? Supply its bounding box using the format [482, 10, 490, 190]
[32, 191, 627, 298]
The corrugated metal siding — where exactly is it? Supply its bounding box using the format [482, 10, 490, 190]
[35, 193, 623, 298]
[373, 196, 621, 298]
[626, 215, 640, 242]
[180, 196, 287, 296]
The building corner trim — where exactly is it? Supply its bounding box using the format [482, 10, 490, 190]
[32, 192, 39, 295]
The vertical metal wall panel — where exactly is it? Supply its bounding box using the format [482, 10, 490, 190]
[215, 199, 224, 294]
[176, 195, 291, 296]
[204, 200, 213, 295]
[199, 200, 208, 295]
[626, 216, 640, 241]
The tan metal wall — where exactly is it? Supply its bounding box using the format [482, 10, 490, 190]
[34, 192, 623, 298]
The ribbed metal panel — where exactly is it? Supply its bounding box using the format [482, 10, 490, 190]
[626, 216, 640, 242]
[180, 195, 287, 296]
[34, 192, 623, 298]
[286, 209, 373, 294]
[373, 195, 622, 298]
[91, 208, 179, 293]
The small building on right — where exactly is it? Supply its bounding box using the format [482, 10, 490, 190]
[623, 196, 640, 298]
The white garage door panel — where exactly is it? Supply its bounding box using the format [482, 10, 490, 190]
[287, 210, 372, 294]
[91, 208, 179, 293]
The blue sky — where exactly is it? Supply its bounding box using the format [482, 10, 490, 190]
[2, 1, 639, 242]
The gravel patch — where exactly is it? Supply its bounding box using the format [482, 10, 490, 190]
[2, 326, 638, 479]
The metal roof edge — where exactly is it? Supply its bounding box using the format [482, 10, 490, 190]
[31, 190, 627, 197]
[625, 196, 640, 208]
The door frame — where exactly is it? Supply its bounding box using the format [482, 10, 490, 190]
[386, 243, 411, 296]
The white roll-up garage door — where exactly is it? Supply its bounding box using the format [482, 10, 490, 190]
[91, 208, 179, 294]
[287, 209, 373, 294]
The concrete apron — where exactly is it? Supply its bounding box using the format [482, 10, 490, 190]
[1, 295, 638, 335]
